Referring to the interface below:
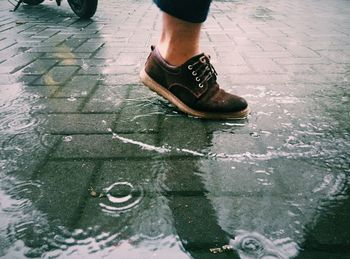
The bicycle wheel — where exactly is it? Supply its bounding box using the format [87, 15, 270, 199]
[23, 0, 45, 5]
[67, 0, 98, 19]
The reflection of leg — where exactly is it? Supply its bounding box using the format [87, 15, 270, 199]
[159, 118, 239, 258]
[165, 159, 238, 259]
[298, 188, 350, 258]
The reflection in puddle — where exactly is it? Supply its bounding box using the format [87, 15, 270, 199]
[99, 182, 144, 215]
[1, 9, 349, 258]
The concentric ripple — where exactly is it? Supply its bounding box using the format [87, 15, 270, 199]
[0, 83, 39, 135]
[239, 236, 265, 255]
[230, 231, 299, 259]
[3, 181, 43, 213]
[99, 182, 144, 215]
[0, 114, 38, 135]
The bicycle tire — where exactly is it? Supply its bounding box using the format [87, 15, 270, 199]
[23, 0, 45, 5]
[67, 0, 98, 19]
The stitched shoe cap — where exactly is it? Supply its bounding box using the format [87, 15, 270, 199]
[140, 46, 249, 119]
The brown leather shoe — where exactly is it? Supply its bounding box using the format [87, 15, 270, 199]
[140, 46, 249, 119]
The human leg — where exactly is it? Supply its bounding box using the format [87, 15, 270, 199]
[157, 13, 201, 66]
[154, 0, 211, 66]
[140, 0, 249, 119]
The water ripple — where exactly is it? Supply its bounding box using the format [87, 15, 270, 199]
[2, 181, 42, 213]
[0, 84, 39, 136]
[99, 182, 144, 216]
[230, 231, 299, 259]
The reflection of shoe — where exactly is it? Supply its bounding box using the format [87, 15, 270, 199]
[140, 46, 249, 120]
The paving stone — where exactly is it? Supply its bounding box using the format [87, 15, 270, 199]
[26, 46, 77, 53]
[35, 97, 84, 113]
[207, 131, 263, 155]
[54, 75, 99, 98]
[214, 65, 252, 74]
[286, 46, 320, 58]
[99, 74, 140, 85]
[318, 50, 350, 64]
[33, 161, 95, 226]
[100, 64, 138, 75]
[0, 52, 43, 74]
[32, 66, 79, 86]
[159, 116, 208, 151]
[115, 102, 160, 133]
[311, 64, 350, 74]
[281, 64, 316, 74]
[228, 74, 291, 85]
[25, 84, 59, 97]
[76, 160, 177, 248]
[30, 28, 60, 39]
[58, 37, 87, 49]
[305, 197, 350, 247]
[217, 51, 246, 65]
[82, 84, 129, 112]
[247, 57, 285, 73]
[13, 73, 38, 85]
[274, 57, 331, 65]
[1, 0, 350, 258]
[42, 52, 92, 59]
[91, 45, 121, 59]
[42, 34, 72, 45]
[73, 42, 104, 53]
[244, 51, 293, 58]
[20, 58, 58, 75]
[0, 39, 16, 51]
[114, 52, 142, 66]
[42, 114, 116, 134]
[114, 85, 161, 133]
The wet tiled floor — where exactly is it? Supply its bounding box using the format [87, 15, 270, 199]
[0, 0, 350, 258]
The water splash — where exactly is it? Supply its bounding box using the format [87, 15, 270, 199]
[110, 131, 348, 163]
[112, 133, 170, 153]
[63, 136, 73, 142]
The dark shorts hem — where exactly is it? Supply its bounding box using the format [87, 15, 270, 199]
[153, 0, 211, 23]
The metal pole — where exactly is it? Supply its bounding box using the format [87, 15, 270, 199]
[14, 0, 24, 11]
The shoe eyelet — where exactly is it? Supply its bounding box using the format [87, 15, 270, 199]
[196, 77, 200, 82]
[188, 65, 193, 70]
[198, 83, 203, 88]
[192, 71, 197, 76]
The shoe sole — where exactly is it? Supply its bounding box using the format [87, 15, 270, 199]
[140, 68, 250, 120]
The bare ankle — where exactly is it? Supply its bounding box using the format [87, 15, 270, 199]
[158, 13, 202, 66]
[157, 42, 200, 66]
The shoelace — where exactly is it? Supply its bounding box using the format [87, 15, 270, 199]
[187, 55, 218, 88]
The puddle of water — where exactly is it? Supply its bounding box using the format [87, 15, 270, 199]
[1, 15, 350, 257]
